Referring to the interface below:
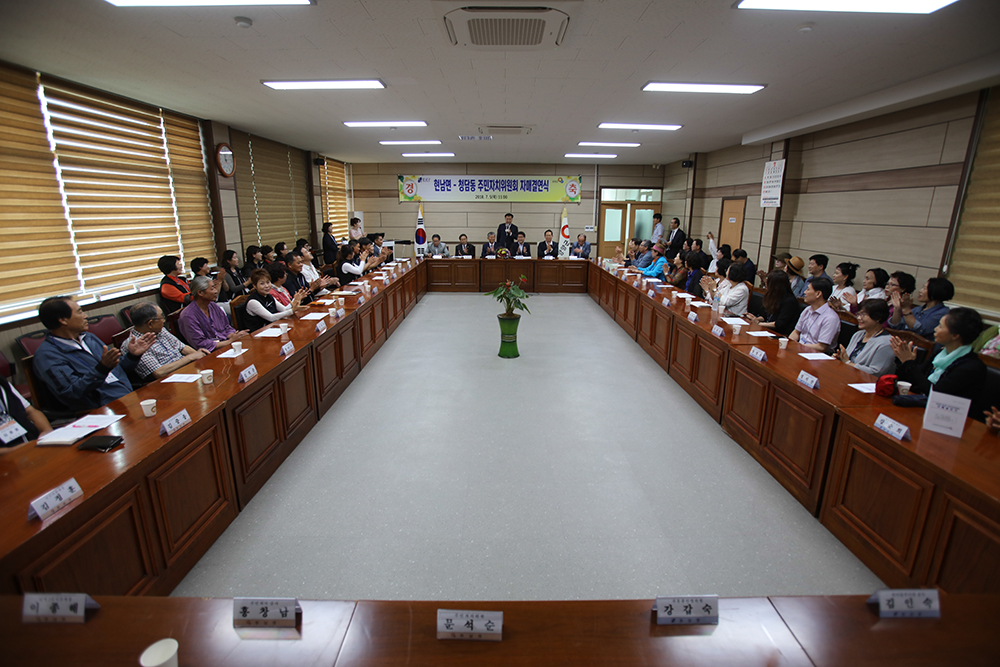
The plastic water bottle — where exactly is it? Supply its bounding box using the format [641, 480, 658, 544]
[713, 292, 721, 312]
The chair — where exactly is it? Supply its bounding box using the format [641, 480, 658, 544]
[118, 305, 134, 327]
[86, 314, 124, 346]
[230, 294, 249, 331]
[165, 309, 186, 345]
[748, 290, 764, 318]
[837, 319, 858, 352]
[0, 350, 30, 400]
[112, 327, 133, 350]
[15, 329, 47, 357]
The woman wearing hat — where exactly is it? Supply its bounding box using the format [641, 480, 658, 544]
[784, 255, 806, 297]
[636, 242, 669, 281]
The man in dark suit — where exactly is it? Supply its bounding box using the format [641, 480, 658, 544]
[496, 213, 518, 251]
[537, 229, 558, 258]
[482, 232, 499, 257]
[665, 217, 686, 260]
[512, 231, 531, 257]
[691, 238, 711, 271]
[455, 234, 476, 258]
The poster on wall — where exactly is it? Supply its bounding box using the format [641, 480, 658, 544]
[399, 175, 582, 203]
[760, 160, 785, 208]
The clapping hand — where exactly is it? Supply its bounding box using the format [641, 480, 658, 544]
[99, 345, 121, 369]
[890, 335, 917, 363]
[834, 344, 850, 363]
[985, 406, 1000, 432]
[125, 332, 156, 357]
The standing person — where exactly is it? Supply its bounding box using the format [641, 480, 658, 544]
[513, 232, 531, 257]
[322, 222, 339, 265]
[482, 232, 499, 257]
[497, 213, 518, 251]
[537, 229, 558, 258]
[177, 276, 248, 351]
[158, 255, 190, 315]
[348, 217, 364, 241]
[789, 277, 841, 353]
[123, 301, 209, 381]
[650, 213, 664, 244]
[834, 299, 895, 377]
[456, 234, 476, 257]
[219, 249, 250, 302]
[571, 234, 591, 259]
[665, 218, 685, 260]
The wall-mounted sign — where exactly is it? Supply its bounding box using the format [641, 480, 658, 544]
[399, 175, 582, 203]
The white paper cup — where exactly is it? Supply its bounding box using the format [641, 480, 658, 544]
[279, 323, 289, 334]
[200, 369, 213, 384]
[140, 638, 178, 667]
[732, 324, 742, 335]
[232, 341, 243, 353]
[778, 337, 788, 349]
[140, 399, 157, 418]
[897, 381, 912, 396]
[337, 298, 345, 307]
[329, 308, 337, 317]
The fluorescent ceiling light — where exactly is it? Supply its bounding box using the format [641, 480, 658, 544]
[380, 140, 442, 145]
[598, 123, 681, 131]
[105, 0, 310, 5]
[565, 153, 617, 159]
[643, 82, 765, 94]
[736, 0, 959, 13]
[578, 141, 640, 147]
[263, 80, 384, 90]
[345, 121, 427, 128]
[402, 152, 454, 157]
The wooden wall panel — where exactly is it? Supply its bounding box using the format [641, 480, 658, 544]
[924, 494, 1000, 594]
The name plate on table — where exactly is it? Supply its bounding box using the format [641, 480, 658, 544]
[238, 364, 258, 383]
[647, 289, 656, 298]
[922, 388, 971, 438]
[432, 255, 443, 259]
[234, 598, 300, 627]
[28, 478, 83, 521]
[662, 297, 671, 307]
[867, 589, 940, 618]
[711, 324, 725, 338]
[486, 255, 496, 259]
[279, 341, 295, 357]
[633, 280, 640, 288]
[357, 296, 365, 305]
[543, 255, 555, 260]
[687, 311, 699, 323]
[23, 593, 99, 623]
[336, 308, 345, 319]
[372, 286, 378, 295]
[315, 320, 327, 334]
[874, 413, 911, 440]
[749, 346, 768, 363]
[796, 370, 820, 389]
[437, 609, 503, 642]
[655, 595, 719, 625]
[159, 409, 192, 436]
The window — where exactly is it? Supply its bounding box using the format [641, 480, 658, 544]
[320, 157, 350, 244]
[0, 62, 215, 322]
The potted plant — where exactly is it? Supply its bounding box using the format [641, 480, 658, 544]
[485, 275, 530, 358]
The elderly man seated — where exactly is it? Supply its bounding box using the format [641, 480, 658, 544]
[33, 296, 155, 412]
[123, 301, 210, 381]
[177, 275, 248, 351]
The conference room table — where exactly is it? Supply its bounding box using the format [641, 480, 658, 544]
[3, 593, 999, 666]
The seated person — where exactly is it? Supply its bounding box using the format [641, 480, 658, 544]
[274, 241, 289, 264]
[611, 238, 638, 265]
[512, 232, 531, 257]
[427, 234, 450, 257]
[298, 245, 338, 296]
[707, 239, 729, 275]
[683, 252, 705, 299]
[261, 245, 276, 264]
[482, 232, 500, 257]
[285, 249, 335, 303]
[0, 375, 52, 446]
[357, 237, 388, 273]
[190, 256, 212, 280]
[177, 276, 248, 351]
[667, 253, 688, 288]
[636, 242, 668, 281]
[243, 245, 265, 280]
[807, 254, 831, 283]
[987, 406, 1000, 431]
[746, 271, 799, 337]
[268, 264, 293, 306]
[371, 233, 393, 261]
[891, 306, 989, 420]
[980, 329, 1000, 358]
[888, 277, 953, 340]
[632, 240, 653, 268]
[885, 270, 916, 322]
[158, 255, 190, 315]
[834, 299, 895, 376]
[702, 263, 749, 316]
[691, 239, 711, 271]
[244, 269, 308, 331]
[732, 249, 756, 287]
[571, 234, 591, 259]
[828, 262, 859, 310]
[786, 256, 806, 297]
[537, 230, 558, 258]
[842, 267, 888, 313]
[123, 301, 209, 381]
[759, 252, 791, 285]
[219, 249, 250, 302]
[789, 277, 840, 353]
[336, 243, 363, 285]
[455, 234, 476, 258]
[32, 297, 155, 413]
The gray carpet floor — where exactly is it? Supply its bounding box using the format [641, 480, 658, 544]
[172, 293, 883, 601]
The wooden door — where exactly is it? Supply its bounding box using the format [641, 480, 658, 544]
[719, 198, 746, 251]
[597, 203, 626, 260]
[629, 204, 661, 246]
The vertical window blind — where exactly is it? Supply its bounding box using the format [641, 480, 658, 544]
[948, 86, 1000, 314]
[230, 130, 309, 249]
[320, 156, 350, 244]
[0, 62, 215, 321]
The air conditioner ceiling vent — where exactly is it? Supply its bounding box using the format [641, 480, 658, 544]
[434, 1, 581, 51]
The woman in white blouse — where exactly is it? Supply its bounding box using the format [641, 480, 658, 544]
[700, 262, 750, 316]
[829, 262, 859, 311]
[842, 267, 888, 314]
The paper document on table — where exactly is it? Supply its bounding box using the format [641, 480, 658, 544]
[690, 301, 712, 308]
[849, 383, 877, 393]
[745, 331, 775, 337]
[300, 313, 327, 320]
[37, 414, 124, 446]
[218, 348, 248, 358]
[162, 374, 201, 383]
[314, 299, 336, 305]
[799, 353, 832, 360]
[330, 291, 357, 296]
[254, 328, 284, 338]
[721, 317, 747, 326]
[675, 293, 695, 299]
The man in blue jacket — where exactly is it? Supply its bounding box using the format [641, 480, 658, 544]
[32, 297, 155, 413]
